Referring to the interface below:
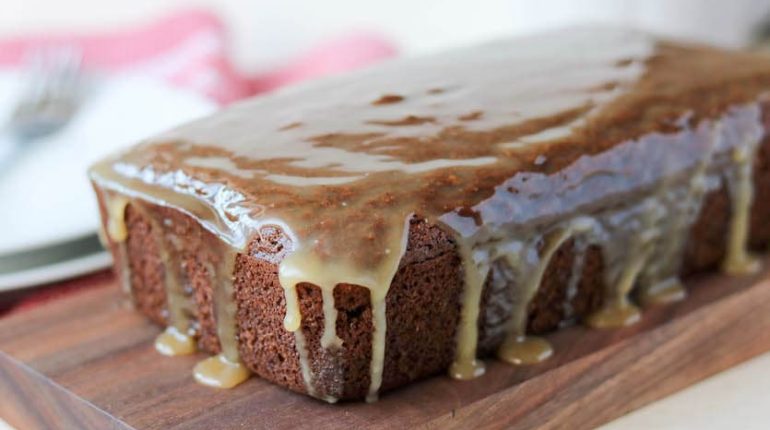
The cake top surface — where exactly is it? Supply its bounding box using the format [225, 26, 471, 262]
[91, 27, 770, 283]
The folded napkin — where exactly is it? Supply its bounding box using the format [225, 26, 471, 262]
[0, 9, 397, 104]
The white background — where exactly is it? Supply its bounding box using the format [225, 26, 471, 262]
[2, 1, 770, 429]
[3, 0, 770, 71]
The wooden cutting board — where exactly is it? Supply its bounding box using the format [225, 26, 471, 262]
[3, 260, 770, 430]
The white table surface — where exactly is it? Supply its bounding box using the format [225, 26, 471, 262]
[2, 1, 770, 428]
[602, 352, 770, 429]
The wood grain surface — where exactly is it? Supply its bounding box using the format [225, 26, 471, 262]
[2, 261, 770, 430]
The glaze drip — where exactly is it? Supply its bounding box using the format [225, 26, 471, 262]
[155, 326, 196, 356]
[723, 140, 762, 275]
[193, 354, 251, 389]
[101, 192, 132, 293]
[448, 239, 489, 380]
[277, 217, 409, 402]
[637, 121, 723, 305]
[561, 238, 590, 324]
[586, 198, 658, 329]
[194, 250, 251, 388]
[102, 194, 251, 387]
[128, 202, 197, 355]
[498, 217, 596, 365]
[443, 104, 764, 373]
[105, 195, 129, 243]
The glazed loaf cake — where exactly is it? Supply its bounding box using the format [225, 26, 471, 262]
[91, 28, 770, 402]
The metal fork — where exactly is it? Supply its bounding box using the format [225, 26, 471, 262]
[0, 48, 84, 169]
[9, 47, 83, 140]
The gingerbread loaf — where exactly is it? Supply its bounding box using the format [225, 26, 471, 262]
[90, 28, 770, 402]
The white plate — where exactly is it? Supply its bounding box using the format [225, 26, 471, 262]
[0, 234, 111, 292]
[0, 72, 215, 255]
[0, 71, 216, 257]
[0, 71, 216, 290]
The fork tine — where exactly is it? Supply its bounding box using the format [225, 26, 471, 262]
[58, 49, 83, 97]
[37, 47, 82, 101]
[8, 45, 85, 140]
[39, 47, 80, 99]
